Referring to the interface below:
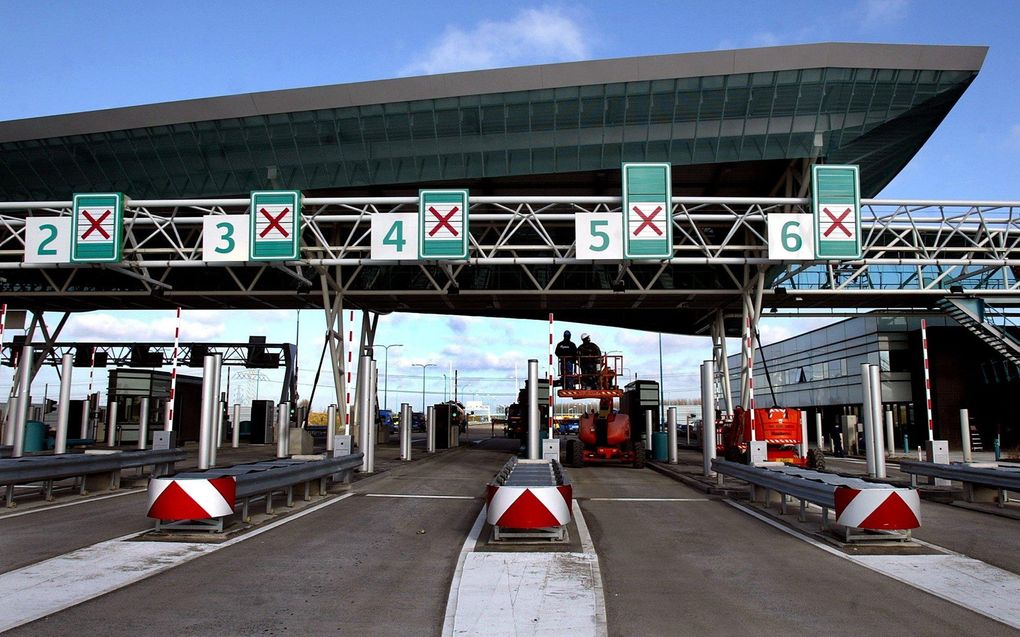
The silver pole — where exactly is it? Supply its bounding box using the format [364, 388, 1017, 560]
[701, 361, 716, 477]
[860, 363, 876, 477]
[137, 397, 150, 451]
[799, 410, 808, 460]
[960, 408, 972, 463]
[163, 397, 173, 432]
[357, 353, 372, 471]
[80, 400, 90, 439]
[367, 360, 377, 473]
[232, 403, 240, 448]
[107, 401, 119, 448]
[885, 410, 895, 458]
[11, 345, 33, 458]
[402, 402, 412, 461]
[427, 405, 436, 453]
[209, 354, 223, 467]
[815, 412, 824, 452]
[667, 406, 678, 464]
[326, 404, 336, 452]
[198, 354, 216, 470]
[869, 364, 886, 478]
[276, 402, 289, 458]
[645, 409, 653, 456]
[54, 353, 72, 454]
[527, 360, 539, 460]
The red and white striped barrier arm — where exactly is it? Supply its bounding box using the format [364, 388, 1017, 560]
[147, 476, 236, 521]
[167, 307, 181, 431]
[921, 319, 933, 441]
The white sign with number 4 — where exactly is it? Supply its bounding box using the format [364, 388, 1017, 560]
[575, 213, 623, 260]
[371, 213, 419, 260]
[767, 213, 815, 261]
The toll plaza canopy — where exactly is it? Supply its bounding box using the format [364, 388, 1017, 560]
[0, 42, 994, 335]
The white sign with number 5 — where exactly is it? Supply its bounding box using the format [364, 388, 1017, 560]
[24, 217, 71, 264]
[575, 213, 623, 260]
[202, 215, 250, 262]
[767, 213, 815, 261]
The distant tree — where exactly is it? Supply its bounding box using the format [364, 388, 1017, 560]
[307, 411, 327, 425]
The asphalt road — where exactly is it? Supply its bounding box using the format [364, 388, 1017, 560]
[4, 439, 1018, 636]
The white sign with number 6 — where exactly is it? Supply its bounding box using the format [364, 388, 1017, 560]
[767, 213, 815, 261]
[202, 215, 250, 262]
[575, 213, 623, 260]
[24, 217, 71, 264]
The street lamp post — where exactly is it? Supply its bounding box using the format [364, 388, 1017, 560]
[372, 344, 403, 411]
[412, 363, 437, 413]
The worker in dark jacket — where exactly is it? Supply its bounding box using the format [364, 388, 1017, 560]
[577, 333, 602, 389]
[555, 330, 578, 389]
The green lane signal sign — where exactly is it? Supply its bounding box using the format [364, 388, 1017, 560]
[71, 193, 124, 263]
[622, 163, 672, 258]
[250, 190, 301, 261]
[419, 190, 469, 259]
[812, 165, 861, 259]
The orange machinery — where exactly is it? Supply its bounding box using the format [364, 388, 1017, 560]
[718, 406, 824, 469]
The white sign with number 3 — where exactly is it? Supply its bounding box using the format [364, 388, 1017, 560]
[575, 213, 623, 260]
[202, 215, 250, 262]
[767, 213, 815, 261]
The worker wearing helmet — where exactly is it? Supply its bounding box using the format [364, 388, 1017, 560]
[555, 330, 578, 389]
[577, 333, 602, 390]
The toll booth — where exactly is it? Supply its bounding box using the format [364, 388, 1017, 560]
[106, 369, 202, 445]
[434, 402, 467, 449]
[248, 400, 276, 444]
[622, 380, 660, 440]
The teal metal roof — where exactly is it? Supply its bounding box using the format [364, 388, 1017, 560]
[0, 43, 986, 200]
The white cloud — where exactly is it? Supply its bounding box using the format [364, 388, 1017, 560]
[402, 6, 590, 76]
[860, 0, 909, 26]
[62, 310, 227, 342]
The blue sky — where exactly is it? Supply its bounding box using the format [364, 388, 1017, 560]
[2, 0, 1019, 412]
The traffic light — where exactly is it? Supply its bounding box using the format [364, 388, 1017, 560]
[44, 399, 57, 414]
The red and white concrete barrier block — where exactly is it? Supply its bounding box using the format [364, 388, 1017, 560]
[147, 477, 236, 521]
[485, 484, 573, 529]
[834, 486, 921, 530]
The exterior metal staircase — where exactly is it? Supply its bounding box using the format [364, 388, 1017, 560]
[936, 297, 1020, 366]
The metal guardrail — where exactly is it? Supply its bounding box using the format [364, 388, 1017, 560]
[712, 459, 839, 509]
[898, 460, 1020, 494]
[172, 454, 364, 522]
[1, 448, 186, 506]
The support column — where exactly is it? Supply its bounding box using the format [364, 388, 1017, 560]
[11, 345, 33, 458]
[54, 354, 73, 455]
[198, 354, 216, 470]
[368, 359, 378, 472]
[527, 359, 539, 460]
[137, 397, 150, 451]
[701, 360, 716, 477]
[714, 311, 734, 415]
[869, 364, 886, 478]
[357, 351, 374, 472]
[860, 363, 876, 477]
[815, 412, 824, 452]
[209, 354, 223, 467]
[667, 407, 678, 464]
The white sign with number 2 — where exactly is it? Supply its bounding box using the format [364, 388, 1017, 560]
[575, 213, 623, 260]
[24, 217, 71, 264]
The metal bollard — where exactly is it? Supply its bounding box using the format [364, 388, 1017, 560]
[198, 354, 217, 470]
[645, 409, 653, 456]
[701, 361, 716, 477]
[427, 405, 436, 453]
[55, 354, 73, 454]
[232, 404, 241, 448]
[667, 407, 678, 464]
[137, 397, 150, 450]
[527, 360, 539, 460]
[815, 412, 824, 452]
[326, 404, 336, 452]
[885, 410, 895, 458]
[401, 402, 412, 461]
[107, 401, 119, 448]
[11, 345, 33, 458]
[960, 408, 972, 463]
[277, 402, 290, 458]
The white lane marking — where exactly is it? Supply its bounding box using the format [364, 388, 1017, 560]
[725, 500, 1020, 629]
[364, 493, 477, 500]
[0, 492, 355, 633]
[585, 497, 711, 502]
[0, 488, 146, 520]
[441, 501, 608, 637]
[441, 506, 487, 637]
[573, 500, 608, 637]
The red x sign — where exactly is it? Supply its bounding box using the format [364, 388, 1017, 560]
[81, 210, 111, 240]
[259, 207, 290, 238]
[632, 205, 663, 236]
[428, 206, 459, 237]
[822, 207, 853, 238]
